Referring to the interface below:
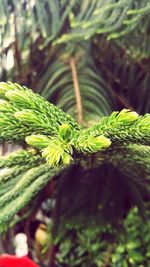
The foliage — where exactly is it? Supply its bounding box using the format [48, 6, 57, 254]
[0, 81, 149, 232]
[56, 207, 150, 267]
[0, 0, 150, 266]
[92, 36, 150, 115]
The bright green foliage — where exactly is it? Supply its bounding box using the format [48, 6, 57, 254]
[26, 135, 51, 149]
[0, 82, 150, 165]
[85, 109, 150, 145]
[1, 82, 150, 170]
[0, 82, 113, 166]
[42, 139, 73, 167]
[74, 134, 112, 153]
[26, 133, 74, 166]
[0, 82, 80, 132]
[0, 81, 149, 228]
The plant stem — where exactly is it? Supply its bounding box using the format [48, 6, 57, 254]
[69, 56, 83, 124]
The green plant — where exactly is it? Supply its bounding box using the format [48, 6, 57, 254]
[0, 81, 149, 229]
[56, 207, 150, 267]
[0, 1, 150, 266]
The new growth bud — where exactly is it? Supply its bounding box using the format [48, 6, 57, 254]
[0, 82, 14, 96]
[26, 135, 51, 149]
[117, 109, 139, 125]
[58, 124, 72, 141]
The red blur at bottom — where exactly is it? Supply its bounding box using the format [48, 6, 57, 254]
[0, 255, 40, 267]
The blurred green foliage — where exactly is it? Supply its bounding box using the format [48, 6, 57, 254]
[56, 207, 150, 267]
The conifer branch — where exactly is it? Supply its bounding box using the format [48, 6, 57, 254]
[0, 149, 41, 168]
[85, 109, 150, 145]
[0, 165, 62, 229]
[0, 81, 149, 230]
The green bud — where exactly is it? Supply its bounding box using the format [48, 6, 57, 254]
[26, 135, 51, 149]
[0, 82, 14, 96]
[117, 109, 139, 124]
[76, 134, 111, 153]
[58, 124, 72, 141]
[42, 138, 73, 167]
[88, 135, 111, 152]
[5, 90, 36, 109]
[14, 110, 41, 125]
[42, 144, 63, 167]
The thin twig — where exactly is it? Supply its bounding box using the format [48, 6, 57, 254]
[69, 57, 83, 124]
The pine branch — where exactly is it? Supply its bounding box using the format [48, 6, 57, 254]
[0, 149, 42, 168]
[0, 82, 150, 168]
[0, 165, 62, 229]
[0, 165, 35, 186]
[0, 81, 149, 224]
[0, 82, 80, 142]
[0, 164, 50, 209]
[85, 109, 150, 145]
[0, 82, 113, 166]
